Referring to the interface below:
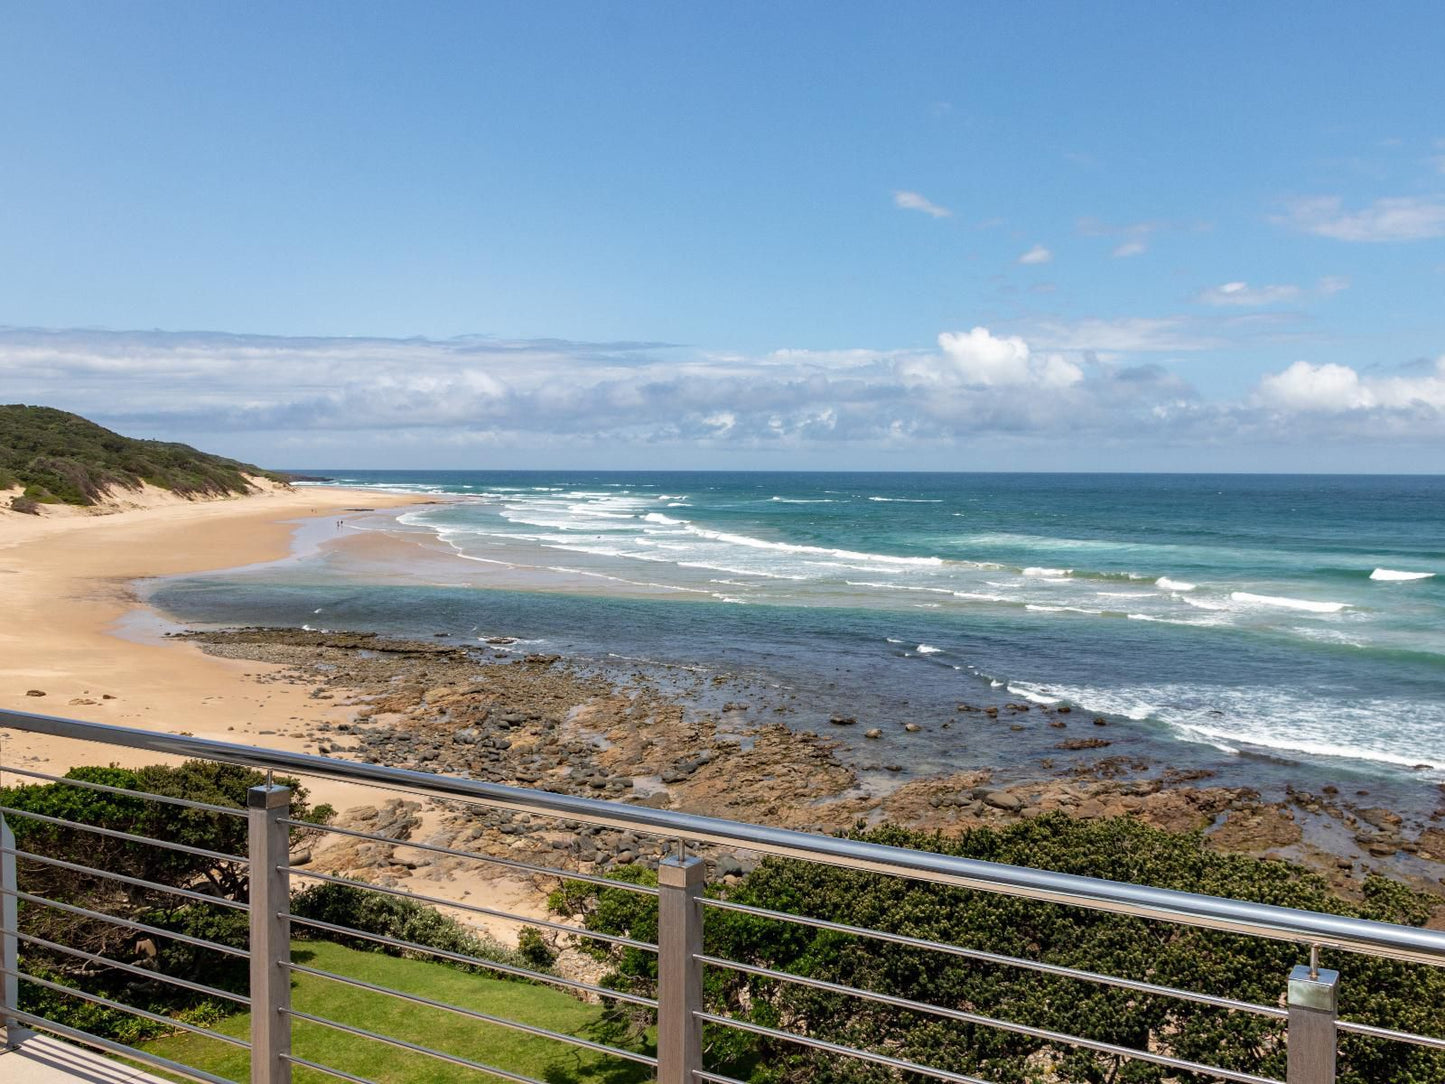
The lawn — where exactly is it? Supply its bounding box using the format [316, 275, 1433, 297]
[137, 940, 654, 1084]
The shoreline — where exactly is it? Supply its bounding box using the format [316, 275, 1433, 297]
[0, 483, 421, 809]
[1, 485, 1439, 940]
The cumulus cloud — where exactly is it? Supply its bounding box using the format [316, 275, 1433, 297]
[1112, 240, 1148, 258]
[1017, 244, 1053, 265]
[893, 190, 952, 218]
[1257, 357, 1445, 413]
[899, 327, 1082, 389]
[1275, 195, 1445, 241]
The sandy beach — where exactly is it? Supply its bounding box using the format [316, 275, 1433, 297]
[0, 483, 420, 807]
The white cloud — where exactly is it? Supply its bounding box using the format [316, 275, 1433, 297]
[4, 326, 1441, 462]
[898, 327, 1082, 389]
[1257, 357, 1445, 413]
[893, 190, 952, 218]
[1017, 244, 1053, 265]
[1195, 277, 1350, 306]
[1077, 217, 1159, 257]
[1026, 316, 1220, 352]
[1195, 281, 1303, 307]
[1275, 195, 1445, 242]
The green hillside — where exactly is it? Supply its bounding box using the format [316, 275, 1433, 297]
[0, 404, 285, 509]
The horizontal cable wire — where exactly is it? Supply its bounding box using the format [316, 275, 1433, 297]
[2, 885, 250, 957]
[285, 1009, 550, 1084]
[280, 1054, 378, 1083]
[700, 895, 1287, 1019]
[286, 913, 658, 1007]
[284, 866, 658, 952]
[5, 1009, 237, 1084]
[696, 954, 1281, 1084]
[281, 817, 660, 895]
[3, 846, 248, 910]
[1336, 1019, 1445, 1050]
[287, 960, 657, 1066]
[4, 965, 251, 1049]
[15, 929, 250, 1005]
[0, 763, 247, 815]
[693, 1071, 749, 1084]
[7, 709, 1444, 967]
[695, 1011, 995, 1084]
[0, 803, 248, 864]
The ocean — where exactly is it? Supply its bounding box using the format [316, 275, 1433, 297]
[147, 471, 1445, 813]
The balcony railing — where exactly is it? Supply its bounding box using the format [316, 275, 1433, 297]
[1, 707, 1442, 1084]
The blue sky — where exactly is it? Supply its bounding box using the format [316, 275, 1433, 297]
[2, 2, 1443, 470]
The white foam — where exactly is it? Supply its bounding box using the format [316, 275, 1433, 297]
[1023, 567, 1072, 577]
[1231, 592, 1349, 614]
[643, 512, 686, 525]
[1370, 568, 1435, 582]
[1006, 683, 1063, 705]
[1156, 577, 1196, 591]
[916, 644, 943, 655]
[868, 496, 942, 502]
[770, 496, 837, 503]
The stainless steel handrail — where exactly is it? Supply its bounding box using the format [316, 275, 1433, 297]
[5, 708, 1443, 966]
[701, 894, 1288, 1019]
[0, 804, 248, 864]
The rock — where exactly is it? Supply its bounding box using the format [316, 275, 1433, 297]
[1057, 738, 1112, 751]
[25, 689, 45, 697]
[1048, 720, 1067, 729]
[452, 728, 481, 744]
[1056, 705, 1072, 714]
[982, 790, 1022, 812]
[829, 715, 857, 726]
[864, 728, 882, 739]
[903, 723, 922, 733]
[1093, 717, 1108, 726]
[485, 636, 517, 645]
[524, 654, 561, 665]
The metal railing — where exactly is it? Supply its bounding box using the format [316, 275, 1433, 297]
[0, 706, 1441, 1084]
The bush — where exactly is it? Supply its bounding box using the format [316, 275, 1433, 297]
[9, 494, 40, 514]
[554, 816, 1445, 1084]
[2, 762, 329, 1042]
[290, 882, 543, 978]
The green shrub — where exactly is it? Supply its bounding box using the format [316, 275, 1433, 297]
[554, 816, 1445, 1084]
[290, 881, 543, 978]
[3, 762, 328, 1042]
[0, 403, 285, 506]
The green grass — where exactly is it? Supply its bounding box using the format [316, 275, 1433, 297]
[136, 941, 653, 1084]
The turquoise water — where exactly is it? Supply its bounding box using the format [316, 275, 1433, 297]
[152, 471, 1445, 787]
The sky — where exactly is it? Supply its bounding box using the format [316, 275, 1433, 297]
[2, 2, 1443, 472]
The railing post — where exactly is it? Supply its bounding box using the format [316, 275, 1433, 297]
[249, 785, 292, 1084]
[657, 854, 705, 1084]
[1287, 958, 1339, 1084]
[1, 814, 23, 1049]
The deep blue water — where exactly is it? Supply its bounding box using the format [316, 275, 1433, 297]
[149, 472, 1445, 795]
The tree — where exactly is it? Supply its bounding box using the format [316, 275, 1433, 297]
[2, 761, 330, 1042]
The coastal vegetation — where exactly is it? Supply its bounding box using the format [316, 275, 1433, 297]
[0, 403, 282, 509]
[0, 763, 539, 1048]
[554, 815, 1445, 1084]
